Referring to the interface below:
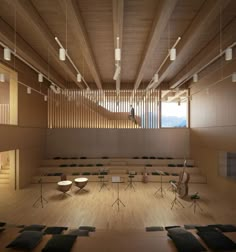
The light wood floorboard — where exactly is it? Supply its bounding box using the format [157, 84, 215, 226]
[0, 182, 235, 229]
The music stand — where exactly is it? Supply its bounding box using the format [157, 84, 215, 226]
[98, 175, 109, 192]
[112, 176, 125, 211]
[125, 171, 135, 191]
[154, 170, 165, 197]
[33, 178, 48, 208]
[170, 182, 184, 210]
[189, 193, 203, 213]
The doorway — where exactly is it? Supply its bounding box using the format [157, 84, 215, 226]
[0, 150, 18, 190]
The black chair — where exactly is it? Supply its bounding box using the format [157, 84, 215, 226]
[125, 172, 135, 191]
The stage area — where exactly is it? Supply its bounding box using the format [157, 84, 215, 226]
[0, 182, 235, 230]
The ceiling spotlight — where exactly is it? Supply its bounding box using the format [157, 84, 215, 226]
[59, 48, 66, 61]
[232, 72, 236, 83]
[44, 95, 47, 102]
[170, 48, 176, 61]
[4, 47, 11, 61]
[154, 73, 159, 83]
[177, 98, 181, 106]
[0, 73, 5, 82]
[193, 73, 198, 83]
[50, 84, 61, 94]
[113, 65, 121, 80]
[115, 48, 121, 61]
[27, 87, 31, 94]
[56, 87, 61, 94]
[38, 73, 43, 82]
[115, 37, 121, 61]
[77, 73, 82, 82]
[225, 48, 232, 61]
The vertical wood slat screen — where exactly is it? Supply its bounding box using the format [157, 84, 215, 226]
[48, 90, 159, 129]
[0, 104, 10, 124]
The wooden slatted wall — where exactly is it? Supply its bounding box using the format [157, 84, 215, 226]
[48, 90, 159, 129]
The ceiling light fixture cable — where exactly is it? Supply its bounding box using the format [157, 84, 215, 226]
[113, 36, 121, 86]
[146, 37, 181, 90]
[0, 41, 63, 90]
[172, 40, 236, 89]
[55, 37, 89, 89]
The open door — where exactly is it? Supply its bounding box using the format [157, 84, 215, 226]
[0, 149, 18, 190]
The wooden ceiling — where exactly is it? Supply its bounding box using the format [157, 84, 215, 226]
[0, 0, 235, 90]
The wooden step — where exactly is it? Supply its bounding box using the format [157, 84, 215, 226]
[0, 169, 10, 174]
[0, 173, 10, 178]
[41, 158, 195, 166]
[1, 165, 10, 170]
[32, 173, 207, 184]
[0, 183, 10, 188]
[0, 177, 10, 184]
[38, 166, 200, 174]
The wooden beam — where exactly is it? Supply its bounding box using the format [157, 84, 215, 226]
[169, 17, 236, 89]
[4, 0, 83, 89]
[112, 0, 124, 92]
[133, 0, 178, 90]
[152, 0, 231, 90]
[60, 0, 103, 90]
[0, 18, 65, 88]
[167, 90, 187, 102]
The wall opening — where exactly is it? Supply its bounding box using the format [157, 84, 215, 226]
[0, 150, 18, 190]
[0, 63, 18, 125]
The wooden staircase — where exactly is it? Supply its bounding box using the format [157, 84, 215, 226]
[0, 166, 10, 188]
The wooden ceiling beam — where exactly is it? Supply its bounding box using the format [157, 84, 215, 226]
[112, 0, 124, 92]
[169, 17, 236, 89]
[152, 0, 231, 90]
[61, 0, 103, 90]
[5, 0, 83, 89]
[0, 18, 65, 88]
[133, 0, 178, 90]
[167, 90, 187, 102]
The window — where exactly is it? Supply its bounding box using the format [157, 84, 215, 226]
[161, 90, 188, 128]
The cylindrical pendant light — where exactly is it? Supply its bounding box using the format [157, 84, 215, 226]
[0, 73, 5, 82]
[56, 86, 61, 94]
[77, 73, 82, 82]
[38, 73, 43, 82]
[4, 47, 11, 61]
[225, 48, 232, 61]
[193, 73, 198, 83]
[59, 48, 66, 61]
[154, 73, 159, 82]
[27, 87, 31, 94]
[44, 95, 47, 102]
[170, 48, 176, 61]
[232, 72, 236, 83]
[177, 98, 181, 106]
[115, 48, 121, 61]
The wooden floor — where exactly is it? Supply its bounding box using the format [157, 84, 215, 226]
[0, 181, 235, 229]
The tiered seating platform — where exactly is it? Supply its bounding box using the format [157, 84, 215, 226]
[32, 157, 207, 184]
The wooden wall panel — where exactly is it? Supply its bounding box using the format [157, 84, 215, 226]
[190, 60, 236, 193]
[46, 128, 190, 158]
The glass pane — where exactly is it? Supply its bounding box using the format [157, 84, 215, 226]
[161, 90, 188, 128]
